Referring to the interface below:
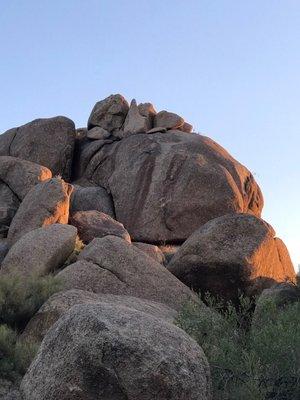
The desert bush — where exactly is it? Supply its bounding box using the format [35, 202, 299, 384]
[0, 273, 62, 331]
[62, 235, 85, 268]
[176, 292, 300, 400]
[0, 324, 38, 381]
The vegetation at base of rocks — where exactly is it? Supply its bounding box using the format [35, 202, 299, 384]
[0, 273, 62, 331]
[176, 290, 300, 400]
[0, 273, 62, 381]
[0, 325, 38, 381]
[62, 235, 85, 268]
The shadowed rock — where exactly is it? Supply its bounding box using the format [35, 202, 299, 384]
[70, 185, 114, 217]
[21, 301, 211, 400]
[87, 94, 129, 134]
[0, 116, 75, 180]
[70, 210, 130, 244]
[1, 224, 77, 277]
[58, 235, 198, 311]
[167, 213, 296, 301]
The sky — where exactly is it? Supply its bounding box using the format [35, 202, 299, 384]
[0, 0, 299, 270]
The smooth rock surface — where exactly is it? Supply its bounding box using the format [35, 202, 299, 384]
[70, 211, 130, 244]
[82, 131, 263, 243]
[154, 110, 185, 130]
[70, 185, 114, 217]
[86, 126, 111, 140]
[22, 290, 177, 343]
[7, 178, 72, 246]
[21, 302, 211, 400]
[0, 117, 75, 180]
[58, 235, 197, 310]
[1, 224, 77, 277]
[0, 156, 52, 200]
[168, 214, 296, 301]
[87, 94, 129, 133]
[122, 99, 152, 136]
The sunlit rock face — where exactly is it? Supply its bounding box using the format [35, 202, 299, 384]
[167, 213, 296, 302]
[7, 177, 73, 246]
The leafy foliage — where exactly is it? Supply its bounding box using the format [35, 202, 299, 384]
[176, 291, 300, 400]
[0, 324, 38, 381]
[0, 273, 62, 331]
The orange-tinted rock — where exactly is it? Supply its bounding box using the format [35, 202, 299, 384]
[167, 214, 296, 302]
[7, 178, 72, 246]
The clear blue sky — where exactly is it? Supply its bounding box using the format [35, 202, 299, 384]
[0, 0, 299, 270]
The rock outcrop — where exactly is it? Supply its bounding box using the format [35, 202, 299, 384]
[167, 213, 296, 301]
[0, 117, 75, 180]
[21, 301, 211, 400]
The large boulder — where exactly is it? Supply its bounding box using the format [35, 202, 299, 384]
[22, 290, 177, 343]
[21, 301, 211, 400]
[168, 214, 296, 301]
[70, 185, 114, 217]
[70, 211, 131, 244]
[0, 117, 75, 180]
[87, 94, 129, 134]
[0, 239, 8, 264]
[1, 224, 77, 277]
[81, 131, 263, 243]
[7, 178, 72, 246]
[58, 235, 197, 310]
[0, 156, 52, 200]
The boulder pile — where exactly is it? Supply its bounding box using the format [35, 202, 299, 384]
[0, 94, 296, 399]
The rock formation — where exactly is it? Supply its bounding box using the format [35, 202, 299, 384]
[0, 93, 296, 399]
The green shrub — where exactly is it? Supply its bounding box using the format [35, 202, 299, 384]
[176, 292, 300, 400]
[0, 273, 62, 331]
[0, 324, 38, 381]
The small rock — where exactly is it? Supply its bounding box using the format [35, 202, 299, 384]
[1, 224, 77, 277]
[133, 242, 165, 264]
[87, 126, 111, 140]
[147, 126, 167, 134]
[87, 94, 129, 133]
[69, 211, 130, 244]
[154, 110, 185, 130]
[70, 185, 114, 217]
[122, 99, 153, 137]
[180, 122, 193, 133]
